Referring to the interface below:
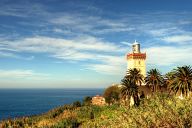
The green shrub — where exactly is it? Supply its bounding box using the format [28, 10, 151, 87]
[90, 111, 94, 119]
[82, 93, 192, 127]
[103, 85, 120, 104]
[82, 96, 92, 106]
[53, 118, 81, 128]
[72, 101, 81, 108]
[2, 93, 192, 128]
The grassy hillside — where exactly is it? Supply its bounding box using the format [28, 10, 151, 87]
[0, 93, 192, 128]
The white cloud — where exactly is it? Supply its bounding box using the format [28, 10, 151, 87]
[0, 70, 33, 78]
[1, 4, 192, 76]
[53, 53, 127, 75]
[145, 46, 192, 66]
[0, 51, 18, 58]
[148, 27, 179, 37]
[162, 35, 192, 43]
[53, 50, 95, 61]
[49, 14, 133, 34]
[6, 36, 124, 53]
[0, 51, 34, 60]
[0, 69, 50, 80]
[0, 2, 48, 18]
[53, 28, 71, 34]
[2, 35, 192, 75]
[86, 64, 124, 75]
[85, 55, 127, 75]
[120, 41, 132, 46]
[0, 36, 128, 75]
[94, 27, 134, 34]
[1, 1, 192, 38]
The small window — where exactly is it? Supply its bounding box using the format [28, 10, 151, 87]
[139, 61, 141, 65]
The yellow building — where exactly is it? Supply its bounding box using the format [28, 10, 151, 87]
[127, 41, 146, 77]
[92, 95, 106, 106]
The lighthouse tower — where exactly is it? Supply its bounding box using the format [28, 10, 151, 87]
[127, 41, 146, 77]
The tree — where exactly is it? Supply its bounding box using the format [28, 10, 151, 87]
[103, 85, 120, 104]
[145, 69, 163, 93]
[121, 76, 139, 106]
[120, 68, 143, 106]
[82, 96, 92, 106]
[127, 68, 144, 86]
[73, 101, 81, 107]
[168, 66, 192, 99]
[164, 71, 175, 92]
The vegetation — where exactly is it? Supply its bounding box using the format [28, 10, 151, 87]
[82, 93, 192, 127]
[145, 68, 164, 93]
[127, 68, 144, 86]
[121, 68, 144, 106]
[0, 65, 192, 127]
[72, 101, 81, 107]
[121, 76, 139, 106]
[1, 93, 192, 128]
[82, 96, 92, 106]
[168, 66, 192, 99]
[103, 85, 120, 104]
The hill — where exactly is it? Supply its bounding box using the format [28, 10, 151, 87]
[1, 93, 192, 128]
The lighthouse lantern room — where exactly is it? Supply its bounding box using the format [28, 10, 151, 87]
[127, 41, 146, 77]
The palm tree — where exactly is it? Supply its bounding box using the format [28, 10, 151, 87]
[168, 66, 192, 99]
[164, 71, 175, 92]
[121, 76, 139, 106]
[127, 68, 144, 86]
[145, 69, 163, 93]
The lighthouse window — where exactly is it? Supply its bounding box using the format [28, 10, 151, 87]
[139, 61, 141, 65]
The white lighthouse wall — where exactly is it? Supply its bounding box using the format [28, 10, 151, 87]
[127, 58, 146, 77]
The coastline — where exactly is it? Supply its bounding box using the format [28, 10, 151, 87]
[0, 88, 104, 121]
[1, 93, 192, 127]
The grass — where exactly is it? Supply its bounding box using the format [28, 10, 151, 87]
[0, 93, 192, 128]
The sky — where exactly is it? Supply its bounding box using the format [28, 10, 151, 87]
[0, 0, 192, 88]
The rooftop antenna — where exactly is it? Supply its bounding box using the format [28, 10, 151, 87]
[133, 40, 138, 44]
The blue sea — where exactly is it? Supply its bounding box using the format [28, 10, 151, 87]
[0, 88, 103, 120]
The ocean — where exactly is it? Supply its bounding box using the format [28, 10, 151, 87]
[0, 88, 103, 120]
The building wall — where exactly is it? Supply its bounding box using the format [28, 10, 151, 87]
[127, 58, 146, 77]
[92, 95, 106, 106]
[127, 42, 146, 80]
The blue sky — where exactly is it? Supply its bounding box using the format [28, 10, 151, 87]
[0, 0, 192, 88]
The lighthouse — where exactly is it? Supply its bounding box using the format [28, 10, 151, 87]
[127, 41, 146, 77]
